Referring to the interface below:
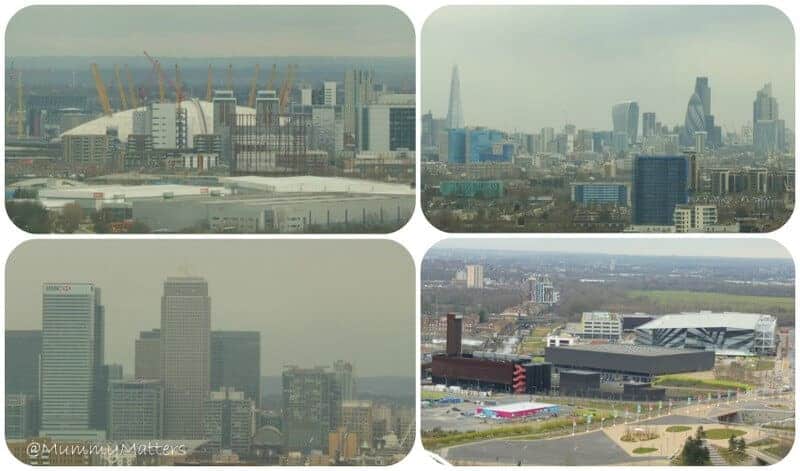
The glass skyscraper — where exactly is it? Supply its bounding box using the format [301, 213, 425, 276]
[211, 331, 261, 408]
[632, 155, 689, 225]
[39, 282, 105, 439]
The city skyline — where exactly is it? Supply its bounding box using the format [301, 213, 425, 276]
[6, 6, 414, 58]
[433, 238, 792, 260]
[5, 240, 414, 377]
[422, 6, 794, 131]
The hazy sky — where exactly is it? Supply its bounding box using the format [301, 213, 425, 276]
[423, 6, 795, 131]
[5, 240, 414, 377]
[6, 6, 414, 57]
[434, 238, 792, 260]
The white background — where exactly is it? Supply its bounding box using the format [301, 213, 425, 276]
[1, 0, 799, 470]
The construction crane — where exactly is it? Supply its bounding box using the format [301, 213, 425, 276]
[205, 64, 213, 102]
[125, 64, 139, 109]
[226, 64, 233, 91]
[174, 63, 183, 107]
[113, 65, 128, 110]
[91, 63, 112, 116]
[143, 51, 168, 103]
[247, 64, 261, 108]
[278, 64, 296, 113]
[266, 63, 277, 91]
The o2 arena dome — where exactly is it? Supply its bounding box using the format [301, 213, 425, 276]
[59, 98, 255, 144]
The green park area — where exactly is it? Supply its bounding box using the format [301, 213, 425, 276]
[653, 374, 752, 391]
[626, 290, 794, 317]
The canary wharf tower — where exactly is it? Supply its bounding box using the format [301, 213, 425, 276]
[161, 277, 211, 439]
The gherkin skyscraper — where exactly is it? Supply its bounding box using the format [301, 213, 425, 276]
[445, 65, 464, 129]
[683, 93, 706, 144]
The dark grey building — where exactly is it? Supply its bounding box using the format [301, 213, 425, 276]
[545, 344, 715, 382]
[211, 331, 261, 408]
[281, 366, 342, 451]
[135, 329, 161, 380]
[108, 379, 164, 440]
[5, 330, 42, 438]
[203, 388, 255, 457]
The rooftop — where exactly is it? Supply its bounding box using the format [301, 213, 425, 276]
[551, 343, 706, 357]
[637, 312, 776, 330]
[480, 401, 558, 413]
[221, 175, 414, 196]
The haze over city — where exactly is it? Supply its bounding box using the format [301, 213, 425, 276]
[422, 6, 794, 131]
[6, 5, 414, 57]
[5, 240, 414, 377]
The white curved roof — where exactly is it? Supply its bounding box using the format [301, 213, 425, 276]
[60, 99, 255, 144]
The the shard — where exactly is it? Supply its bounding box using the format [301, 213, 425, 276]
[445, 65, 465, 129]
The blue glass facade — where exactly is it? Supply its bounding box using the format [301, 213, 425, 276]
[632, 155, 689, 225]
[447, 128, 467, 164]
[447, 128, 512, 164]
[572, 183, 628, 206]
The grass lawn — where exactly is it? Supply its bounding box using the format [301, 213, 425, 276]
[421, 390, 448, 401]
[626, 290, 794, 314]
[666, 425, 692, 433]
[654, 374, 752, 391]
[702, 428, 746, 440]
[633, 447, 658, 454]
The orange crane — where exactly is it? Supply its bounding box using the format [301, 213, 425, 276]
[143, 51, 168, 103]
[205, 64, 213, 101]
[247, 64, 261, 107]
[114, 64, 128, 110]
[125, 64, 139, 109]
[91, 63, 112, 115]
[278, 64, 296, 113]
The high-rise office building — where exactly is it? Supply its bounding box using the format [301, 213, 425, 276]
[203, 388, 255, 457]
[611, 101, 639, 144]
[341, 400, 373, 451]
[445, 65, 465, 129]
[632, 155, 689, 225]
[642, 112, 657, 138]
[211, 331, 261, 408]
[108, 379, 164, 440]
[332, 360, 356, 402]
[683, 93, 706, 145]
[323, 81, 337, 106]
[344, 70, 375, 141]
[213, 90, 237, 162]
[5, 330, 42, 438]
[281, 366, 342, 451]
[694, 77, 711, 117]
[135, 329, 161, 380]
[94, 363, 123, 434]
[753, 83, 781, 155]
[160, 277, 211, 439]
[39, 282, 105, 439]
[465, 264, 484, 289]
[5, 329, 42, 399]
[6, 394, 37, 439]
[357, 94, 415, 152]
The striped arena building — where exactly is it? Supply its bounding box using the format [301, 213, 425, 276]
[634, 311, 778, 356]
